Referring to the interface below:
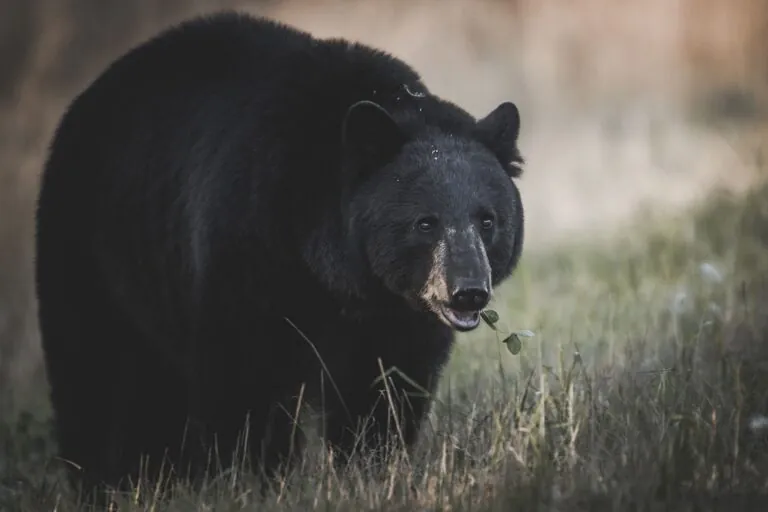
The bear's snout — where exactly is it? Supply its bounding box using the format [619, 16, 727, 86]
[419, 225, 494, 332]
[449, 278, 490, 312]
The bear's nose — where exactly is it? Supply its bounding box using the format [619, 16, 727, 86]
[449, 281, 490, 311]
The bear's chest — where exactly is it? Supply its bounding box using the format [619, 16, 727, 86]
[280, 302, 453, 376]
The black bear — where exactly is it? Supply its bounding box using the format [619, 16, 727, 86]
[35, 10, 526, 501]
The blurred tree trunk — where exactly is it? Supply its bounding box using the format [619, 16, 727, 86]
[0, 0, 36, 104]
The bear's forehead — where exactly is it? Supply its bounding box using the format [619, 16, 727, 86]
[395, 134, 501, 183]
[389, 163, 502, 212]
[414, 132, 494, 161]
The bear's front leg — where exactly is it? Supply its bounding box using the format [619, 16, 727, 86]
[183, 305, 309, 491]
[181, 339, 247, 483]
[321, 365, 437, 475]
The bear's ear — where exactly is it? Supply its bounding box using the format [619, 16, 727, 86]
[341, 100, 407, 183]
[474, 101, 524, 178]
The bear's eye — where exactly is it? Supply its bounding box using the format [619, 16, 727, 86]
[416, 217, 437, 233]
[480, 216, 495, 230]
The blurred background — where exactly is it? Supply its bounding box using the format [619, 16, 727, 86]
[0, 0, 766, 415]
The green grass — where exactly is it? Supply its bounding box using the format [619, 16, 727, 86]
[3, 180, 768, 511]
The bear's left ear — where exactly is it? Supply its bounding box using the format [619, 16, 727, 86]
[341, 100, 407, 184]
[474, 101, 524, 178]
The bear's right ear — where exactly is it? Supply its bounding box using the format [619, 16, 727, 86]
[341, 100, 407, 183]
[474, 101, 524, 178]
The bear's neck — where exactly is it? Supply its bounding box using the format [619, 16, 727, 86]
[301, 210, 396, 311]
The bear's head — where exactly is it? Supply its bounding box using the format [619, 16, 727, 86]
[336, 97, 525, 332]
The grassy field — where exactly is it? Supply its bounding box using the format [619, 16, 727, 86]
[3, 167, 768, 510]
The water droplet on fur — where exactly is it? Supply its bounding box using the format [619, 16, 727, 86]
[403, 84, 426, 98]
[431, 147, 439, 160]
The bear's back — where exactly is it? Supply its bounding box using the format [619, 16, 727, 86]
[72, 11, 427, 128]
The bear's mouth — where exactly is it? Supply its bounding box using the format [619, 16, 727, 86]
[439, 304, 481, 332]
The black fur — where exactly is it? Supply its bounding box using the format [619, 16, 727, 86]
[34, 10, 526, 502]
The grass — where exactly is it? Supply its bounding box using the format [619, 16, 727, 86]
[2, 173, 768, 511]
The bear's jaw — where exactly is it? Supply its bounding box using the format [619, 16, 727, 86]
[438, 303, 482, 332]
